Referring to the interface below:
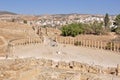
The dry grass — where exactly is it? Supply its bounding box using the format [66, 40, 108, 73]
[0, 21, 36, 55]
[0, 21, 31, 29]
[0, 21, 37, 40]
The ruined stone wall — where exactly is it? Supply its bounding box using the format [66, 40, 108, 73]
[0, 58, 120, 80]
[1, 58, 118, 76]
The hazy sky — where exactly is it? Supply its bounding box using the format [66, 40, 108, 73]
[0, 0, 120, 15]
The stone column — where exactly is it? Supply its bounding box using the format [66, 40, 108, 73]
[113, 43, 116, 51]
[110, 42, 112, 51]
[100, 41, 102, 49]
[63, 38, 65, 44]
[86, 40, 88, 47]
[72, 38, 75, 45]
[83, 40, 85, 47]
[118, 43, 120, 52]
[81, 40, 83, 46]
[117, 44, 119, 52]
[102, 42, 105, 50]
[94, 41, 96, 48]
[98, 41, 100, 49]
[117, 64, 120, 76]
[91, 40, 93, 48]
[88, 40, 90, 47]
[84, 40, 86, 47]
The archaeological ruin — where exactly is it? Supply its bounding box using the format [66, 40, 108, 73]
[0, 22, 120, 80]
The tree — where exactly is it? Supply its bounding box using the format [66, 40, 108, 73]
[115, 27, 120, 35]
[61, 22, 105, 37]
[61, 23, 84, 37]
[114, 14, 120, 27]
[91, 21, 104, 35]
[114, 14, 120, 35]
[104, 13, 110, 30]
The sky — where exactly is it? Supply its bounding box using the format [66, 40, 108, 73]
[0, 0, 120, 15]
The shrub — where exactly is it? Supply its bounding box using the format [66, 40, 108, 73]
[74, 41, 81, 46]
[61, 23, 84, 37]
[61, 22, 105, 37]
[115, 27, 120, 35]
[105, 42, 114, 50]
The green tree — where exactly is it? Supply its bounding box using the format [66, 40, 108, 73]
[114, 14, 120, 27]
[61, 22, 105, 37]
[61, 23, 84, 37]
[91, 21, 104, 35]
[114, 14, 120, 35]
[104, 13, 110, 30]
[115, 27, 120, 35]
[82, 24, 93, 34]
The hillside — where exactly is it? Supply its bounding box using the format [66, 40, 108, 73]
[0, 21, 38, 56]
[0, 11, 17, 15]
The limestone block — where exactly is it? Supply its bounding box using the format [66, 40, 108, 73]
[28, 58, 37, 66]
[44, 59, 52, 67]
[58, 61, 67, 69]
[102, 67, 116, 75]
[52, 61, 58, 68]
[73, 61, 88, 72]
[37, 59, 46, 66]
[69, 61, 74, 69]
[88, 66, 99, 74]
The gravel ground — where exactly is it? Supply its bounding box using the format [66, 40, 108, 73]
[13, 43, 120, 67]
